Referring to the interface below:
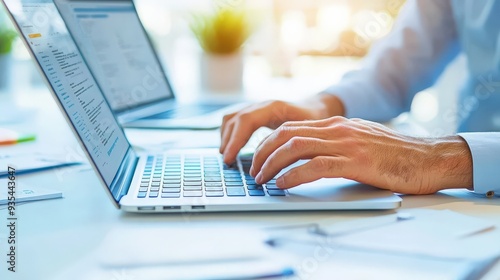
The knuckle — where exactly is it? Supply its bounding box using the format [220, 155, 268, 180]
[328, 116, 346, 124]
[275, 125, 292, 138]
[288, 136, 308, 150]
[222, 114, 234, 122]
[282, 120, 298, 127]
[238, 112, 252, 122]
[331, 123, 353, 136]
[311, 156, 335, 172]
[269, 100, 286, 108]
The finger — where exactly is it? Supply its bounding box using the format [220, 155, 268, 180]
[220, 120, 235, 154]
[255, 138, 339, 184]
[223, 120, 258, 164]
[275, 156, 348, 189]
[223, 105, 283, 163]
[220, 112, 237, 139]
[280, 116, 345, 128]
[250, 126, 330, 177]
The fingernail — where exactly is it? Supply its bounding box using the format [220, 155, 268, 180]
[276, 176, 285, 188]
[255, 173, 262, 184]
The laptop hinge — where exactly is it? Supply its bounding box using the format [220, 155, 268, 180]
[109, 149, 139, 202]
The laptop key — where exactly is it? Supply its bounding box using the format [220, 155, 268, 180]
[247, 184, 264, 190]
[268, 190, 286, 196]
[163, 183, 181, 188]
[164, 171, 181, 175]
[204, 172, 221, 177]
[184, 182, 202, 186]
[205, 182, 223, 187]
[245, 179, 256, 185]
[150, 187, 160, 192]
[151, 182, 160, 187]
[205, 177, 222, 182]
[226, 187, 246, 196]
[223, 163, 238, 170]
[206, 191, 224, 197]
[184, 191, 203, 197]
[161, 193, 181, 198]
[265, 185, 280, 190]
[140, 183, 149, 187]
[164, 168, 181, 173]
[184, 186, 202, 191]
[139, 187, 148, 192]
[164, 176, 181, 180]
[204, 168, 220, 173]
[205, 186, 223, 192]
[137, 192, 147, 198]
[248, 190, 265, 196]
[224, 177, 243, 182]
[164, 180, 181, 184]
[184, 167, 201, 171]
[225, 182, 244, 187]
[149, 191, 159, 198]
[184, 178, 202, 182]
[162, 188, 180, 193]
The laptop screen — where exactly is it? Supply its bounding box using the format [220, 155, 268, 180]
[54, 0, 174, 112]
[3, 0, 130, 189]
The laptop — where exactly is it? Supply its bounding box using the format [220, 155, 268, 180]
[53, 0, 245, 130]
[3, 0, 401, 213]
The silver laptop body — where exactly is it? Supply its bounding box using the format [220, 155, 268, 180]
[3, 0, 401, 213]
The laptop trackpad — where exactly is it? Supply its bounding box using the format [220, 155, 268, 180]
[287, 178, 396, 202]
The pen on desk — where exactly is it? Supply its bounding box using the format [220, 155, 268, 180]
[0, 131, 37, 146]
[208, 267, 295, 280]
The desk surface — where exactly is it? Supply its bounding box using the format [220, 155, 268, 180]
[1, 88, 499, 280]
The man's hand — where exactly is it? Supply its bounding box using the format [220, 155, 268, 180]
[250, 116, 473, 195]
[220, 95, 345, 164]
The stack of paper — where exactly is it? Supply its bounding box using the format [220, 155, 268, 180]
[54, 226, 295, 280]
[267, 209, 500, 279]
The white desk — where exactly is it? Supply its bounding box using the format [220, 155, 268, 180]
[1, 87, 499, 280]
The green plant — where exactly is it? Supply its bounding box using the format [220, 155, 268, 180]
[0, 27, 17, 55]
[190, 8, 252, 54]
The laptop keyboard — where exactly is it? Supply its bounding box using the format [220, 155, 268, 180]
[137, 155, 287, 198]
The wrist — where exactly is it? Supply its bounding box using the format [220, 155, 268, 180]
[304, 93, 345, 120]
[429, 136, 473, 191]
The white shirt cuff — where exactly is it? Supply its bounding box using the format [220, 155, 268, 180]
[458, 132, 500, 197]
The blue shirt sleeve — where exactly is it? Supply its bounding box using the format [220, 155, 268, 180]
[323, 0, 459, 122]
[458, 133, 500, 197]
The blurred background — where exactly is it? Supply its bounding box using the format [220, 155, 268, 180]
[0, 0, 466, 135]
